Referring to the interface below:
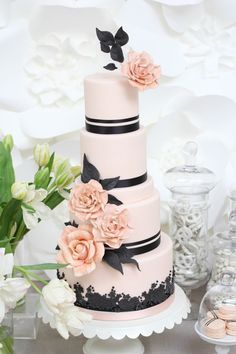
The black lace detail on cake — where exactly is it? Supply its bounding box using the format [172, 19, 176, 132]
[57, 270, 174, 312]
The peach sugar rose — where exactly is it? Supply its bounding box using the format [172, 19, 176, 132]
[92, 204, 130, 249]
[68, 179, 108, 222]
[57, 224, 105, 277]
[121, 51, 161, 90]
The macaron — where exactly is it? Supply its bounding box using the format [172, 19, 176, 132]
[226, 321, 236, 336]
[207, 310, 219, 319]
[220, 305, 236, 316]
[203, 318, 226, 339]
[218, 305, 236, 321]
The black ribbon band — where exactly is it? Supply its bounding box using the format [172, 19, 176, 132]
[86, 115, 139, 124]
[85, 121, 140, 134]
[124, 231, 161, 247]
[115, 172, 147, 188]
[128, 236, 161, 256]
[106, 231, 161, 256]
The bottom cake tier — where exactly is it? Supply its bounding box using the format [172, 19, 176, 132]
[58, 232, 174, 321]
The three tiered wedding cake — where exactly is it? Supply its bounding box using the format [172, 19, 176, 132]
[57, 27, 174, 321]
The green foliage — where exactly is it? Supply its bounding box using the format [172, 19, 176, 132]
[0, 199, 21, 241]
[15, 263, 67, 271]
[0, 142, 15, 205]
[43, 190, 64, 209]
[34, 167, 50, 189]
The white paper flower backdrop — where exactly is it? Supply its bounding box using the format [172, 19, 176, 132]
[0, 0, 236, 265]
[0, 1, 122, 150]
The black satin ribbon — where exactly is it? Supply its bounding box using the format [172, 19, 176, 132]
[124, 230, 161, 247]
[115, 172, 147, 188]
[128, 236, 161, 256]
[106, 231, 161, 256]
[85, 121, 140, 134]
[86, 115, 139, 124]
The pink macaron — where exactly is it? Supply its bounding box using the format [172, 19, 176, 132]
[207, 310, 219, 320]
[218, 305, 236, 321]
[203, 318, 226, 339]
[226, 321, 236, 336]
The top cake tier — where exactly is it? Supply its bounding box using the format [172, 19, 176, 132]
[84, 72, 138, 120]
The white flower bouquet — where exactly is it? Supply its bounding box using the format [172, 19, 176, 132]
[0, 135, 91, 352]
[0, 134, 80, 253]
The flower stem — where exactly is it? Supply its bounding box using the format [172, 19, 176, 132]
[15, 267, 42, 295]
[23, 274, 42, 295]
[11, 220, 27, 253]
[26, 272, 48, 286]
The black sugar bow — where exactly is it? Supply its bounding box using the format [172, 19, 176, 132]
[96, 27, 129, 71]
[81, 154, 123, 206]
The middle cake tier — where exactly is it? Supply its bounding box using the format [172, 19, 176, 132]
[80, 126, 146, 182]
[71, 176, 161, 244]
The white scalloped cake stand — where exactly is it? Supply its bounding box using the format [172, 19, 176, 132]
[195, 323, 236, 354]
[82, 285, 190, 354]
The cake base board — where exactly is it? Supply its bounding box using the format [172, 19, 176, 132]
[81, 285, 191, 354]
[81, 285, 190, 354]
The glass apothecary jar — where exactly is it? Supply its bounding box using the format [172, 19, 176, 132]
[164, 142, 217, 291]
[208, 206, 236, 290]
[198, 272, 236, 340]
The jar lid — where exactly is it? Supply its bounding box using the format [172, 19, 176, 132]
[213, 214, 236, 250]
[164, 141, 217, 195]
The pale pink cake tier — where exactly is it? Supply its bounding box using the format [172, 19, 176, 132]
[80, 127, 146, 180]
[84, 72, 138, 120]
[71, 187, 161, 244]
[111, 175, 154, 203]
[80, 294, 175, 321]
[62, 233, 173, 320]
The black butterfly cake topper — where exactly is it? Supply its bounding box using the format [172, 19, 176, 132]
[96, 27, 129, 71]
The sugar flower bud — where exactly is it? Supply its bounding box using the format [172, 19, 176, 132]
[2, 134, 14, 151]
[34, 143, 50, 167]
[11, 182, 28, 200]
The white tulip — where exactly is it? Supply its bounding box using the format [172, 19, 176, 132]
[0, 278, 30, 323]
[54, 305, 90, 339]
[24, 185, 47, 204]
[34, 143, 50, 167]
[0, 248, 14, 280]
[11, 182, 28, 200]
[53, 156, 78, 188]
[38, 279, 91, 339]
[19, 184, 50, 229]
[41, 279, 76, 314]
[53, 156, 71, 176]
